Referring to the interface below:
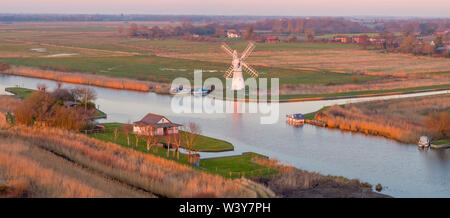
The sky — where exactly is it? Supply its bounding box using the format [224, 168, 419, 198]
[1, 0, 449, 17]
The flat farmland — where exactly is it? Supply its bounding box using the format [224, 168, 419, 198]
[0, 56, 381, 85]
[0, 22, 449, 99]
[1, 22, 448, 76]
[160, 46, 450, 75]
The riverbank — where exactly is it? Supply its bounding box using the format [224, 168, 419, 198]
[213, 84, 450, 103]
[251, 159, 390, 198]
[2, 65, 449, 102]
[1, 65, 170, 93]
[305, 94, 450, 144]
[431, 139, 450, 149]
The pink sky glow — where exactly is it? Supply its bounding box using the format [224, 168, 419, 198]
[1, 0, 449, 17]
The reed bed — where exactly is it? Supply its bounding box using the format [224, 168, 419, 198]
[251, 157, 382, 197]
[3, 66, 156, 92]
[315, 94, 450, 143]
[0, 139, 103, 197]
[0, 95, 20, 113]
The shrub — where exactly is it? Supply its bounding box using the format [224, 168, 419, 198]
[423, 112, 450, 139]
[375, 183, 383, 192]
[0, 62, 10, 71]
[13, 91, 93, 130]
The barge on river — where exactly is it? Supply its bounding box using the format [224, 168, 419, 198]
[286, 113, 305, 125]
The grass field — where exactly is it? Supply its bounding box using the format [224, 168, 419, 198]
[0, 55, 382, 85]
[278, 84, 450, 100]
[0, 22, 449, 99]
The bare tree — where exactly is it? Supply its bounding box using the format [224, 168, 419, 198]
[71, 87, 97, 111]
[243, 25, 254, 40]
[166, 134, 171, 157]
[173, 133, 181, 160]
[181, 122, 201, 165]
[121, 124, 132, 146]
[305, 29, 315, 42]
[145, 126, 156, 152]
[135, 134, 139, 147]
[114, 128, 118, 141]
[37, 83, 48, 92]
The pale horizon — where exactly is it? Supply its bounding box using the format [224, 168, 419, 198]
[1, 0, 449, 17]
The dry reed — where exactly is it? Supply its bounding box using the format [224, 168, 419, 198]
[0, 139, 102, 197]
[0, 118, 273, 198]
[3, 66, 157, 92]
[315, 94, 450, 143]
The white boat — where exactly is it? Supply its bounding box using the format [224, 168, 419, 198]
[418, 136, 430, 148]
[286, 113, 305, 125]
[170, 87, 190, 95]
[191, 88, 211, 96]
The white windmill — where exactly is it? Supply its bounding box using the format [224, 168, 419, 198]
[221, 42, 259, 90]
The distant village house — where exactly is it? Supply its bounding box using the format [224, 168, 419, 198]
[333, 35, 351, 43]
[265, 35, 280, 43]
[227, 30, 240, 38]
[133, 113, 182, 136]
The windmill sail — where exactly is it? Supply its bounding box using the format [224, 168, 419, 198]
[241, 42, 255, 60]
[221, 44, 234, 57]
[242, 61, 259, 78]
[223, 65, 234, 78]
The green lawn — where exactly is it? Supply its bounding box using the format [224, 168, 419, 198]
[433, 139, 450, 145]
[89, 123, 274, 179]
[179, 131, 234, 152]
[96, 123, 233, 152]
[201, 152, 278, 179]
[303, 106, 331, 120]
[90, 122, 192, 164]
[5, 87, 34, 99]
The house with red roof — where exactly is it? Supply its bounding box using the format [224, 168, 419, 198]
[133, 113, 182, 136]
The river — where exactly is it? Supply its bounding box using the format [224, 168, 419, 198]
[1, 74, 449, 198]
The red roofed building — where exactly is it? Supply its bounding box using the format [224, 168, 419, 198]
[227, 30, 240, 38]
[333, 35, 351, 43]
[133, 113, 182, 136]
[265, 36, 280, 43]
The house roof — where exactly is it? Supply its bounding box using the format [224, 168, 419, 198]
[265, 36, 279, 40]
[134, 113, 182, 127]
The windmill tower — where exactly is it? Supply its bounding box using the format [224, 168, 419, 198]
[221, 42, 259, 90]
